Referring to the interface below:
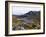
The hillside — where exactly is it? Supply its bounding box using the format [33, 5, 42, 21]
[12, 11, 40, 30]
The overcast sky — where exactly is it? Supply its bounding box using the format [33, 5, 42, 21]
[12, 6, 40, 15]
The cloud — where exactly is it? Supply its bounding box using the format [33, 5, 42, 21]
[12, 6, 40, 15]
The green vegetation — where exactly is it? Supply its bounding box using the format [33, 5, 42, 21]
[12, 15, 40, 30]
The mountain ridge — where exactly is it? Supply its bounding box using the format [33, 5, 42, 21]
[12, 11, 40, 18]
